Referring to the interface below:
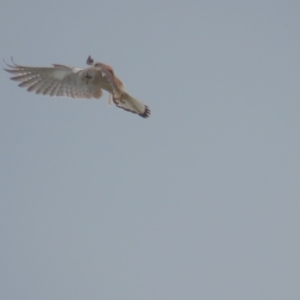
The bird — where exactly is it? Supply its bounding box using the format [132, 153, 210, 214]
[4, 56, 150, 118]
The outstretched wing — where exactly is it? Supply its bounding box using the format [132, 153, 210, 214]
[4, 60, 103, 99]
[111, 90, 151, 118]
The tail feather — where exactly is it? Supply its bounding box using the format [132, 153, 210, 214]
[112, 91, 151, 118]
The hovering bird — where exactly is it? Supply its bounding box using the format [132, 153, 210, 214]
[4, 56, 150, 118]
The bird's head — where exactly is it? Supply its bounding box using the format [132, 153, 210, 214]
[87, 57, 123, 96]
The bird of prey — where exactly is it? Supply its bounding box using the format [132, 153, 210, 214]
[4, 56, 150, 118]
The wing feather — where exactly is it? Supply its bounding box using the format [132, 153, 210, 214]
[4, 60, 103, 99]
[18, 76, 40, 88]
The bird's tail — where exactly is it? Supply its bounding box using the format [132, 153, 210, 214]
[108, 91, 151, 118]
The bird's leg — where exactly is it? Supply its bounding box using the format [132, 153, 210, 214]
[112, 91, 125, 104]
[112, 96, 119, 105]
[119, 93, 126, 103]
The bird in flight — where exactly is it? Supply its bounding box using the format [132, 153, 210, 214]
[4, 56, 150, 118]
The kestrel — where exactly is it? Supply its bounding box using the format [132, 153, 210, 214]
[4, 56, 150, 118]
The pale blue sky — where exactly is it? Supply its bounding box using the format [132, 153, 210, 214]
[1, 1, 300, 299]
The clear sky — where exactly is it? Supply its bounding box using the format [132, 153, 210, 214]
[1, 1, 300, 299]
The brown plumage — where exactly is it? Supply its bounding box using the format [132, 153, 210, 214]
[4, 56, 151, 118]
